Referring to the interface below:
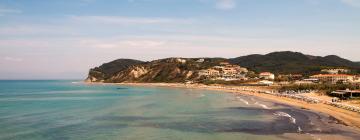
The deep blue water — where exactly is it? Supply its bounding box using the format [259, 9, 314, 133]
[0, 80, 359, 140]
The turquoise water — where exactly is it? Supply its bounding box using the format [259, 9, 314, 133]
[0, 80, 359, 140]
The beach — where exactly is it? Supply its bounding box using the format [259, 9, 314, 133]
[2, 80, 360, 140]
[115, 82, 360, 130]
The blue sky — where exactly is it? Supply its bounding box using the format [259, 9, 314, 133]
[0, 0, 359, 79]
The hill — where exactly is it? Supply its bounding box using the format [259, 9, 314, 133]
[86, 59, 144, 82]
[86, 51, 360, 83]
[86, 58, 226, 83]
[229, 51, 360, 75]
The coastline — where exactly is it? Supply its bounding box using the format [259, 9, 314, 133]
[110, 82, 360, 130]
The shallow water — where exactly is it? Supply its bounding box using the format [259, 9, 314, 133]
[0, 80, 359, 140]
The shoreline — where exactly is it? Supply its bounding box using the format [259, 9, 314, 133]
[88, 82, 360, 130]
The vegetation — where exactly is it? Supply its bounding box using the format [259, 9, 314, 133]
[88, 58, 229, 83]
[87, 59, 144, 82]
[87, 51, 360, 83]
[229, 51, 360, 75]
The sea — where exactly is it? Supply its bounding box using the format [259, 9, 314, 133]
[0, 80, 359, 140]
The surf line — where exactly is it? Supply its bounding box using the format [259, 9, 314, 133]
[236, 96, 249, 105]
[255, 102, 271, 109]
[273, 111, 305, 134]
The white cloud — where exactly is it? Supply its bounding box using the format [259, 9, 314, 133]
[3, 57, 23, 62]
[70, 16, 193, 25]
[216, 0, 236, 10]
[0, 7, 21, 16]
[341, 0, 360, 7]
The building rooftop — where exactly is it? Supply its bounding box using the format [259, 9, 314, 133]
[311, 74, 354, 77]
[260, 72, 274, 75]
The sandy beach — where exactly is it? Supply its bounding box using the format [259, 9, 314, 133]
[114, 82, 360, 130]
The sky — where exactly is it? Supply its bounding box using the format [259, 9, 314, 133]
[0, 0, 359, 79]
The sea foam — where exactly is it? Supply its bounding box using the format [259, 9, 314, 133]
[273, 111, 296, 124]
[236, 97, 249, 105]
[255, 102, 271, 109]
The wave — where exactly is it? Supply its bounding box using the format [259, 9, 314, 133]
[297, 126, 302, 133]
[236, 96, 249, 105]
[273, 111, 296, 124]
[255, 102, 271, 109]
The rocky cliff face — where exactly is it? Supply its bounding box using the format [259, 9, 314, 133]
[85, 59, 144, 82]
[87, 57, 226, 83]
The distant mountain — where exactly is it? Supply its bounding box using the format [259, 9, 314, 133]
[229, 51, 360, 75]
[86, 51, 360, 83]
[86, 58, 226, 83]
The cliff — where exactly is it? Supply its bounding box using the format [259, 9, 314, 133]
[87, 58, 226, 83]
[85, 59, 144, 82]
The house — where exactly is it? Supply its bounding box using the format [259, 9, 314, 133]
[175, 58, 187, 64]
[321, 69, 350, 74]
[235, 67, 249, 73]
[259, 80, 274, 86]
[300, 78, 319, 84]
[213, 66, 224, 70]
[259, 72, 275, 80]
[196, 59, 205, 63]
[222, 67, 237, 75]
[198, 64, 250, 81]
[352, 75, 360, 83]
[198, 69, 220, 77]
[310, 74, 354, 84]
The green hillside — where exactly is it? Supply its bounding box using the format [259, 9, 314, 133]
[229, 51, 360, 75]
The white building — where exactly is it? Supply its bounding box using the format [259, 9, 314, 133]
[259, 72, 275, 80]
[196, 59, 205, 63]
[176, 58, 186, 64]
[259, 80, 274, 85]
[198, 69, 220, 77]
[321, 69, 350, 74]
[310, 74, 354, 84]
[198, 64, 249, 81]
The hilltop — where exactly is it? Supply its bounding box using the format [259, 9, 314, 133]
[229, 51, 360, 75]
[86, 58, 227, 83]
[86, 59, 144, 82]
[86, 51, 360, 83]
